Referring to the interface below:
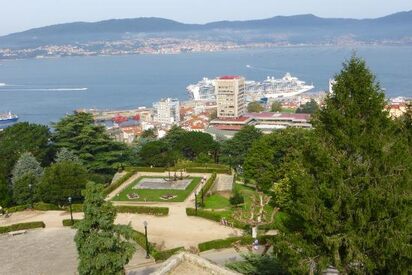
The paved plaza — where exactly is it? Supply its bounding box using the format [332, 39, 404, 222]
[0, 228, 77, 275]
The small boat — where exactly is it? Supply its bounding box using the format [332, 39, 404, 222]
[0, 112, 19, 129]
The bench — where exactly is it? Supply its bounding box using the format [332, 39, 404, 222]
[8, 230, 27, 236]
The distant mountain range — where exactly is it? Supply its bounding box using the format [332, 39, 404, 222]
[1, 11, 412, 48]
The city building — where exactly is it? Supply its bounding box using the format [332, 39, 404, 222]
[216, 76, 246, 118]
[153, 98, 180, 125]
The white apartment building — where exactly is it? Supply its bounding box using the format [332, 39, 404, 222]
[153, 98, 180, 124]
[216, 76, 246, 118]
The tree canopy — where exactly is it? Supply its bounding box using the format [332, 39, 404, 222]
[53, 112, 130, 174]
[296, 99, 319, 114]
[220, 125, 262, 169]
[75, 182, 136, 275]
[0, 122, 53, 178]
[38, 161, 88, 205]
[247, 102, 264, 113]
[270, 101, 283, 112]
[272, 56, 412, 273]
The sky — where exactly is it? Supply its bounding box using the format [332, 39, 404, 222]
[0, 0, 411, 35]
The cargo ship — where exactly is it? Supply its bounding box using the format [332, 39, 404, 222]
[0, 112, 19, 129]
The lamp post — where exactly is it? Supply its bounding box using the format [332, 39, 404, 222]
[28, 183, 33, 209]
[201, 188, 204, 207]
[195, 192, 198, 215]
[68, 197, 73, 225]
[143, 221, 150, 259]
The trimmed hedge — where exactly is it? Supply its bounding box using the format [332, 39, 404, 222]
[6, 205, 27, 213]
[0, 221, 45, 234]
[186, 208, 246, 229]
[152, 247, 184, 261]
[200, 173, 217, 198]
[33, 202, 61, 211]
[104, 169, 137, 195]
[198, 235, 273, 252]
[115, 205, 169, 216]
[135, 167, 167, 172]
[186, 167, 231, 174]
[62, 219, 81, 227]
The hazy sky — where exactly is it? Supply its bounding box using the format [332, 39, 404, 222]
[1, 0, 411, 35]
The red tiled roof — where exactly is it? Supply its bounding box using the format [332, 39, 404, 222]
[219, 75, 241, 80]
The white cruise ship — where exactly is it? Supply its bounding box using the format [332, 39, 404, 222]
[186, 74, 314, 101]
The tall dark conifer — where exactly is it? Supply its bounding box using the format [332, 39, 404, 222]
[273, 56, 412, 274]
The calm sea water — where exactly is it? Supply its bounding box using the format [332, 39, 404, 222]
[0, 46, 411, 125]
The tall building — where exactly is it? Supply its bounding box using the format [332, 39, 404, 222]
[153, 98, 180, 125]
[216, 75, 246, 118]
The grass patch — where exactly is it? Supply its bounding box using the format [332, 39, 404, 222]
[112, 177, 201, 202]
[204, 194, 231, 209]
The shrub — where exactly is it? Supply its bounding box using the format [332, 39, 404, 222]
[115, 205, 169, 216]
[152, 247, 184, 261]
[103, 169, 137, 195]
[135, 167, 167, 172]
[186, 167, 231, 174]
[200, 173, 217, 198]
[33, 202, 61, 211]
[229, 191, 244, 206]
[0, 221, 45, 234]
[198, 235, 272, 252]
[6, 205, 28, 213]
[62, 219, 81, 227]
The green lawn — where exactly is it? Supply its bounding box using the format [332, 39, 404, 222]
[204, 194, 231, 209]
[112, 177, 201, 202]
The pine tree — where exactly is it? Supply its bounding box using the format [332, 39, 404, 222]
[55, 147, 80, 163]
[273, 56, 412, 274]
[11, 152, 43, 205]
[75, 182, 136, 275]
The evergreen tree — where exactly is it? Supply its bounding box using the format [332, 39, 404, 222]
[0, 174, 12, 207]
[273, 56, 412, 273]
[55, 148, 80, 163]
[75, 182, 136, 275]
[11, 152, 43, 185]
[220, 126, 262, 169]
[243, 128, 309, 191]
[247, 101, 264, 113]
[53, 113, 130, 174]
[11, 152, 43, 205]
[38, 161, 88, 205]
[0, 122, 52, 178]
[296, 99, 319, 114]
[271, 101, 283, 112]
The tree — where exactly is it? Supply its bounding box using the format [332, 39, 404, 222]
[270, 101, 282, 112]
[226, 254, 285, 275]
[295, 99, 319, 114]
[243, 128, 309, 192]
[247, 102, 264, 113]
[220, 126, 262, 169]
[55, 148, 80, 163]
[75, 182, 136, 275]
[0, 174, 12, 207]
[53, 113, 130, 174]
[11, 152, 43, 205]
[139, 140, 178, 167]
[141, 128, 157, 139]
[0, 122, 53, 178]
[273, 56, 412, 273]
[38, 161, 88, 205]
